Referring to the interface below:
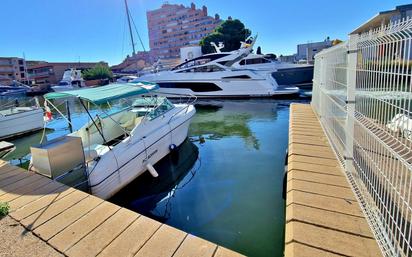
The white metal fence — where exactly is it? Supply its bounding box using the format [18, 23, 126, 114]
[312, 18, 412, 257]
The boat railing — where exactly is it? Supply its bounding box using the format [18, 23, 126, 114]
[167, 94, 197, 124]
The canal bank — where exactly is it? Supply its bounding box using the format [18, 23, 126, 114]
[285, 104, 381, 256]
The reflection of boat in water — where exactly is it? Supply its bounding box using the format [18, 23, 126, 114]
[188, 99, 286, 149]
[110, 139, 199, 221]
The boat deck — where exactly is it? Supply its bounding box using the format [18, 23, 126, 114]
[0, 160, 244, 257]
[285, 104, 382, 257]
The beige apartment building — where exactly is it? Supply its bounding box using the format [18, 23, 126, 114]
[147, 2, 221, 60]
[0, 57, 28, 84]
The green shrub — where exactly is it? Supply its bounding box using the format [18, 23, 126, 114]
[200, 19, 251, 54]
[82, 63, 113, 81]
[0, 202, 10, 217]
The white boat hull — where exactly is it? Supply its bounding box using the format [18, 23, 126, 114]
[153, 83, 300, 98]
[0, 107, 44, 140]
[88, 104, 195, 199]
[139, 70, 299, 98]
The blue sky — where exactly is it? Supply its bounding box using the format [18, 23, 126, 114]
[1, 0, 410, 65]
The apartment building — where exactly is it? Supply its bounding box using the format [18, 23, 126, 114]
[296, 38, 333, 63]
[147, 2, 221, 60]
[0, 57, 28, 84]
[27, 62, 108, 86]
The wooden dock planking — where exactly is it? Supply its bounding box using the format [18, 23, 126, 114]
[0, 159, 244, 257]
[97, 215, 162, 257]
[0, 177, 54, 202]
[0, 165, 23, 180]
[134, 224, 187, 257]
[65, 208, 138, 257]
[20, 190, 89, 230]
[173, 234, 217, 257]
[33, 195, 104, 241]
[0, 171, 31, 188]
[214, 247, 243, 257]
[0, 174, 44, 196]
[8, 181, 66, 211]
[10, 187, 76, 221]
[48, 201, 121, 253]
[285, 103, 382, 257]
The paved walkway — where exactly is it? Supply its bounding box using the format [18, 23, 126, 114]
[285, 104, 382, 257]
[0, 215, 63, 257]
[0, 160, 243, 257]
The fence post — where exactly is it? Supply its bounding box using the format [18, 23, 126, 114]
[318, 55, 326, 118]
[345, 35, 357, 171]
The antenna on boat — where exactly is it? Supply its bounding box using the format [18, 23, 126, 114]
[124, 0, 136, 55]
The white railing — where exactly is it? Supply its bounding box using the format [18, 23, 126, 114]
[312, 17, 412, 257]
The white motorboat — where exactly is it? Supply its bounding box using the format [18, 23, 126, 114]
[0, 103, 44, 140]
[52, 68, 86, 92]
[136, 37, 299, 98]
[30, 82, 196, 200]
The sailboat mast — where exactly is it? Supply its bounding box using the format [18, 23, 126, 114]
[125, 0, 136, 55]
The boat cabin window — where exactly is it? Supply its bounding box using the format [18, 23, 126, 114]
[240, 58, 271, 65]
[178, 65, 225, 73]
[172, 54, 229, 70]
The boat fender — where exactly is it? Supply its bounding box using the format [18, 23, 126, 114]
[169, 144, 177, 151]
[146, 163, 159, 177]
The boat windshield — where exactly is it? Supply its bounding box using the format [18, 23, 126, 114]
[58, 81, 70, 86]
[132, 97, 174, 120]
[172, 53, 230, 71]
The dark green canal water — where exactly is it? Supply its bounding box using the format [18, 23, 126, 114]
[1, 97, 307, 257]
[111, 99, 292, 257]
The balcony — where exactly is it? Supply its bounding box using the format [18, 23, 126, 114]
[0, 67, 14, 73]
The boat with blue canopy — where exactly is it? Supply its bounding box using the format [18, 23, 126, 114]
[29, 82, 196, 199]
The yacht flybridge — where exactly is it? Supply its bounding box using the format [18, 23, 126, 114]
[137, 37, 300, 98]
[29, 83, 196, 200]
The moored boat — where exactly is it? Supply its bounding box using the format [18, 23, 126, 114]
[136, 37, 300, 98]
[0, 104, 44, 140]
[29, 82, 196, 199]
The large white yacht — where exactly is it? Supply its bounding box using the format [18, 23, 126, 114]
[137, 38, 299, 98]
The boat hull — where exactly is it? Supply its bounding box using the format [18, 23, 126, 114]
[271, 66, 314, 89]
[89, 105, 195, 200]
[139, 69, 299, 98]
[0, 108, 44, 140]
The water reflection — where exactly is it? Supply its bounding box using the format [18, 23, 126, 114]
[110, 139, 200, 223]
[190, 100, 280, 150]
[111, 99, 292, 257]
